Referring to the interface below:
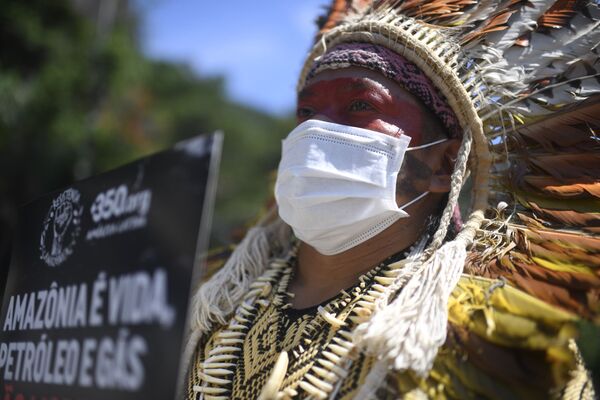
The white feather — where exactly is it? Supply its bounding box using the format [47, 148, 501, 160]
[503, 4, 600, 79]
[460, 0, 503, 24]
[484, 0, 555, 50]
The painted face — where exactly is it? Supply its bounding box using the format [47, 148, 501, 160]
[297, 67, 427, 146]
[296, 67, 451, 205]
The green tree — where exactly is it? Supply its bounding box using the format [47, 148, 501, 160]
[0, 0, 293, 278]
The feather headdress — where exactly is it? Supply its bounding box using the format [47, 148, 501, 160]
[296, 0, 599, 394]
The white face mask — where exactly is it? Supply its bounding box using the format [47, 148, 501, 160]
[275, 119, 447, 255]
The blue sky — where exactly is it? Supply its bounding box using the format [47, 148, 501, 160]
[137, 1, 331, 116]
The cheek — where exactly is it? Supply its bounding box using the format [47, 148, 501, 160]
[358, 103, 426, 143]
[360, 120, 404, 137]
[389, 103, 425, 144]
[395, 154, 434, 200]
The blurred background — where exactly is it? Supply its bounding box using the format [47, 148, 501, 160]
[0, 0, 330, 259]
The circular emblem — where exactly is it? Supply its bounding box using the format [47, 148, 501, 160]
[40, 188, 83, 267]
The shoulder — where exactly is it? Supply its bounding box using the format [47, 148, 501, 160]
[379, 275, 596, 399]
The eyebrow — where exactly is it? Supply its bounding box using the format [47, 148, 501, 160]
[298, 87, 315, 101]
[298, 78, 388, 101]
[346, 79, 380, 92]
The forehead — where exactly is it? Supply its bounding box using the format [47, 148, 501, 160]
[299, 67, 422, 108]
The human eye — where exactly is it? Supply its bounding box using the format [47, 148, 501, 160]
[348, 99, 375, 112]
[296, 106, 315, 120]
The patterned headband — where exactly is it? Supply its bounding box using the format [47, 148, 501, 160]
[306, 42, 461, 138]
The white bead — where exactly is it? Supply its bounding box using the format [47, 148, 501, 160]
[198, 371, 231, 385]
[305, 373, 334, 391]
[298, 381, 327, 399]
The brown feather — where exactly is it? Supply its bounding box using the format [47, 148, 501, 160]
[528, 242, 600, 268]
[317, 0, 352, 35]
[523, 175, 600, 198]
[517, 212, 547, 229]
[464, 252, 600, 317]
[515, 226, 600, 267]
[509, 267, 598, 316]
[537, 0, 578, 30]
[512, 98, 600, 150]
[528, 153, 600, 180]
[514, 32, 531, 47]
[447, 325, 556, 393]
[462, 8, 516, 43]
[528, 202, 600, 229]
[522, 227, 600, 252]
[317, 0, 373, 36]
[398, 0, 477, 20]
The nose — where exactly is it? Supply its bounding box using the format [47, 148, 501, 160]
[310, 113, 335, 124]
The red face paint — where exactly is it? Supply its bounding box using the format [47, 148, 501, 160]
[297, 69, 426, 145]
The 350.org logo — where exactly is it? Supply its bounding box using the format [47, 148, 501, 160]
[90, 185, 151, 223]
[39, 188, 83, 267]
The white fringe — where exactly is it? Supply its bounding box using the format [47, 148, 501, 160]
[353, 239, 467, 377]
[190, 216, 290, 335]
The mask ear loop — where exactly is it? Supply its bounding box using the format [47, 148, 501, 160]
[398, 137, 447, 210]
[398, 191, 429, 211]
[406, 138, 447, 151]
[396, 137, 447, 211]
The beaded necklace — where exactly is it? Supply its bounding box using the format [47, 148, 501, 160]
[192, 244, 409, 400]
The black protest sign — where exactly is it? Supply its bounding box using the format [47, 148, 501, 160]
[0, 133, 222, 400]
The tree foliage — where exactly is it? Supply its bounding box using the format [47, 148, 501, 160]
[0, 0, 293, 257]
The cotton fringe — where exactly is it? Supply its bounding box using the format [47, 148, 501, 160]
[353, 238, 467, 377]
[190, 214, 290, 335]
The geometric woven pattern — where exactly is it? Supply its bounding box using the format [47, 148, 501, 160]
[187, 258, 388, 399]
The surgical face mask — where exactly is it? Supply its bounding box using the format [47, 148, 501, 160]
[275, 119, 448, 256]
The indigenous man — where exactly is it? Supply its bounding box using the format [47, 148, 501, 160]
[184, 1, 599, 399]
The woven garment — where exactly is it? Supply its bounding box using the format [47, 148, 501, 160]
[186, 246, 594, 400]
[187, 252, 392, 400]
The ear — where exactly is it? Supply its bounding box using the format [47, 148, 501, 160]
[428, 139, 461, 193]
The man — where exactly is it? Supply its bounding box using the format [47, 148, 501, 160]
[184, 1, 599, 398]
[285, 64, 460, 309]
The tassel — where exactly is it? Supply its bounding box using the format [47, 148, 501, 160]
[191, 226, 270, 333]
[190, 215, 290, 335]
[353, 239, 467, 376]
